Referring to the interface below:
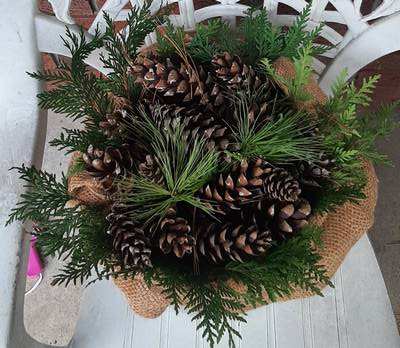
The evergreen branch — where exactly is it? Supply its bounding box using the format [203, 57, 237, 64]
[261, 43, 314, 102]
[101, 4, 158, 97]
[187, 19, 236, 63]
[226, 225, 333, 301]
[49, 208, 115, 286]
[233, 95, 320, 163]
[313, 183, 366, 214]
[50, 127, 121, 154]
[30, 27, 114, 124]
[120, 106, 219, 221]
[6, 166, 70, 225]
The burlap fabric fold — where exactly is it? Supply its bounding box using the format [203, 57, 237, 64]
[67, 57, 378, 319]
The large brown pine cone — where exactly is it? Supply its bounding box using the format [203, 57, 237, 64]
[158, 208, 195, 258]
[255, 198, 312, 239]
[264, 167, 301, 202]
[106, 207, 152, 268]
[198, 158, 301, 212]
[198, 221, 273, 263]
[149, 104, 233, 152]
[131, 53, 225, 112]
[82, 144, 134, 187]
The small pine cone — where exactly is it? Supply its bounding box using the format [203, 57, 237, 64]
[198, 222, 272, 263]
[138, 154, 164, 185]
[82, 144, 134, 186]
[158, 208, 195, 258]
[107, 208, 152, 268]
[99, 108, 129, 138]
[264, 167, 301, 202]
[256, 198, 312, 239]
[296, 153, 334, 187]
[212, 52, 261, 90]
[198, 158, 274, 211]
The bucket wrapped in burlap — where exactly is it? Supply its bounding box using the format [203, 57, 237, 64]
[67, 57, 378, 319]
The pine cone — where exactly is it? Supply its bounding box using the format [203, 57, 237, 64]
[256, 198, 312, 239]
[82, 144, 134, 186]
[199, 158, 300, 211]
[149, 104, 234, 152]
[158, 208, 195, 258]
[106, 207, 152, 268]
[198, 159, 266, 211]
[131, 53, 225, 111]
[296, 153, 334, 187]
[99, 108, 129, 138]
[138, 154, 164, 185]
[212, 52, 261, 90]
[198, 222, 272, 263]
[264, 167, 301, 202]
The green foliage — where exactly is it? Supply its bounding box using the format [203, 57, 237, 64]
[42, 208, 115, 286]
[232, 93, 320, 163]
[6, 166, 70, 226]
[101, 3, 158, 97]
[140, 224, 331, 348]
[49, 127, 120, 154]
[67, 156, 86, 177]
[239, 5, 329, 64]
[262, 43, 314, 102]
[119, 107, 219, 221]
[313, 183, 367, 214]
[320, 75, 398, 188]
[187, 19, 238, 63]
[29, 28, 113, 125]
[156, 20, 187, 58]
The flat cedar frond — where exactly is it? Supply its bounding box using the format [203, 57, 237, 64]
[7, 166, 70, 226]
[188, 19, 236, 63]
[239, 4, 328, 64]
[233, 95, 320, 163]
[101, 3, 158, 97]
[49, 208, 115, 286]
[30, 27, 113, 124]
[226, 225, 332, 301]
[49, 127, 121, 154]
[262, 43, 314, 102]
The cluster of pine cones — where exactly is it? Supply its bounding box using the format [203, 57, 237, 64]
[81, 51, 332, 269]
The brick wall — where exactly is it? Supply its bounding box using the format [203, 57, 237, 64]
[38, 0, 400, 105]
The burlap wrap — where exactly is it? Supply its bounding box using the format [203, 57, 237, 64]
[67, 57, 378, 318]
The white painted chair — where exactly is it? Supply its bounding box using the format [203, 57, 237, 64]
[1, 0, 400, 347]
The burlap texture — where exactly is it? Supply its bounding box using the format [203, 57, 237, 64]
[67, 57, 378, 318]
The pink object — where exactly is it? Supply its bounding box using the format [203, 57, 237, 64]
[27, 236, 43, 277]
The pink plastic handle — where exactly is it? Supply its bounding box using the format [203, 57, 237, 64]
[27, 236, 43, 277]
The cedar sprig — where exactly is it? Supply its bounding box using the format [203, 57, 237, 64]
[29, 27, 113, 125]
[240, 4, 329, 64]
[261, 42, 314, 102]
[226, 225, 332, 301]
[49, 208, 116, 286]
[50, 127, 122, 154]
[101, 3, 158, 97]
[6, 166, 70, 226]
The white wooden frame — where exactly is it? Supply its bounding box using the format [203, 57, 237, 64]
[1, 1, 400, 347]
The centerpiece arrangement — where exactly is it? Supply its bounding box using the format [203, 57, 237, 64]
[8, 4, 397, 347]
